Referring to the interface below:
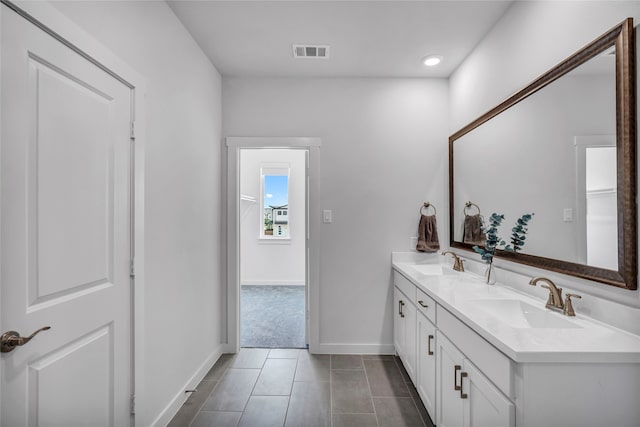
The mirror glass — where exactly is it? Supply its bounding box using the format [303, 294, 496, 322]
[449, 19, 636, 289]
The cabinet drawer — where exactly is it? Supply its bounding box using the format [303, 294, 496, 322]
[416, 289, 436, 323]
[437, 305, 513, 398]
[394, 270, 416, 301]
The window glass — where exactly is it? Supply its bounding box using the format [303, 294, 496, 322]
[262, 172, 289, 238]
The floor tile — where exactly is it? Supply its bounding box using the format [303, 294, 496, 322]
[373, 397, 425, 427]
[231, 348, 270, 369]
[331, 354, 364, 370]
[332, 413, 379, 427]
[253, 358, 297, 396]
[190, 411, 242, 427]
[238, 395, 289, 427]
[166, 380, 218, 427]
[364, 359, 410, 397]
[201, 369, 260, 412]
[269, 348, 302, 359]
[285, 381, 331, 427]
[294, 354, 330, 382]
[331, 370, 375, 414]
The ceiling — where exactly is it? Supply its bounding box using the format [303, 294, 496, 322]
[168, 1, 514, 78]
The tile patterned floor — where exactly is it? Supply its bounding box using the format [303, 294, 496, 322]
[168, 348, 435, 427]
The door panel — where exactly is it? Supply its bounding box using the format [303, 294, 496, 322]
[2, 7, 132, 426]
[436, 332, 464, 427]
[463, 360, 515, 427]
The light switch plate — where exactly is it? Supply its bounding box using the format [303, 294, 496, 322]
[563, 208, 573, 222]
[323, 210, 332, 223]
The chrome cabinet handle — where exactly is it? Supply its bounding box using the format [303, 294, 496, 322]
[460, 372, 468, 399]
[418, 300, 429, 308]
[454, 365, 462, 391]
[427, 335, 434, 356]
[1, 326, 51, 353]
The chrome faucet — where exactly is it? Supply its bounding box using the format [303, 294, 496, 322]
[528, 277, 564, 310]
[442, 251, 464, 272]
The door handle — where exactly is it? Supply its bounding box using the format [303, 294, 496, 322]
[1, 326, 51, 353]
[427, 334, 434, 355]
[454, 365, 462, 390]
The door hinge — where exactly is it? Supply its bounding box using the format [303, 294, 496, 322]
[130, 394, 136, 415]
[130, 259, 135, 278]
[130, 121, 136, 140]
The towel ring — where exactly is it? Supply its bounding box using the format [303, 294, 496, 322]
[420, 202, 436, 216]
[464, 201, 481, 216]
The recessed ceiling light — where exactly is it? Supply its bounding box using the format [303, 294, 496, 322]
[423, 55, 443, 67]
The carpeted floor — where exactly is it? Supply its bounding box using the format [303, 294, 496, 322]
[240, 285, 306, 348]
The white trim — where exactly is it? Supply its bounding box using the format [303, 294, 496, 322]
[8, 2, 148, 425]
[148, 346, 224, 427]
[226, 136, 321, 148]
[226, 137, 320, 354]
[241, 280, 305, 286]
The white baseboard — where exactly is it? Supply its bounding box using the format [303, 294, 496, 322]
[310, 343, 396, 355]
[241, 280, 305, 286]
[150, 345, 224, 427]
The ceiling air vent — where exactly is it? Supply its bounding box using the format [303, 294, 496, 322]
[293, 44, 330, 59]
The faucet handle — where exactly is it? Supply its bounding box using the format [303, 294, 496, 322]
[563, 293, 582, 316]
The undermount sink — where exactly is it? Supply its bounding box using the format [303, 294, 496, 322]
[472, 299, 582, 329]
[411, 264, 458, 276]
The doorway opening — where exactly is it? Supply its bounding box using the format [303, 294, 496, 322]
[239, 148, 307, 348]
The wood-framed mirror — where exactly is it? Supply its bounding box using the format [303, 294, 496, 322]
[449, 18, 636, 289]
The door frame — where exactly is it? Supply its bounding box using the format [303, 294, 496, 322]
[0, 1, 147, 424]
[226, 137, 321, 353]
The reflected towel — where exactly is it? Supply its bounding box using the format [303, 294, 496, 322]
[416, 214, 440, 252]
[463, 214, 486, 245]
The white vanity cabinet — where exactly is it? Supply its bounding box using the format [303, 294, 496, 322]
[436, 332, 514, 427]
[393, 285, 417, 382]
[392, 257, 640, 427]
[394, 270, 515, 426]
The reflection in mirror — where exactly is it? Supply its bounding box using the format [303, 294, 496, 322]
[453, 50, 615, 265]
[449, 18, 636, 289]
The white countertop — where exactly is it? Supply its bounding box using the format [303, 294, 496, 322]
[392, 252, 640, 363]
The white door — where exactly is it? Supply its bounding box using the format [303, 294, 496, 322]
[1, 7, 133, 426]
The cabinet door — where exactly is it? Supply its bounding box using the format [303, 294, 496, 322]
[403, 297, 417, 382]
[436, 332, 464, 427]
[393, 287, 405, 358]
[417, 312, 437, 421]
[462, 360, 515, 427]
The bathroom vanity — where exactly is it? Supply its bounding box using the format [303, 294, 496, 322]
[391, 253, 640, 427]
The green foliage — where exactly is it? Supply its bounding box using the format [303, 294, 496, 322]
[473, 212, 534, 263]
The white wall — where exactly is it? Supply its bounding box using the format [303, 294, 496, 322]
[51, 2, 223, 425]
[240, 149, 306, 285]
[224, 77, 449, 352]
[449, 1, 640, 331]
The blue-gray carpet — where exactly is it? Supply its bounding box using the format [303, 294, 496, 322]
[240, 285, 306, 348]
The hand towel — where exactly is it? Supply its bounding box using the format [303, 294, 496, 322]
[463, 214, 486, 245]
[416, 214, 440, 252]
